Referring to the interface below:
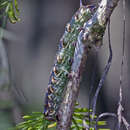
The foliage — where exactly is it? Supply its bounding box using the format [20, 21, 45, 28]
[15, 104, 109, 130]
[0, 0, 20, 23]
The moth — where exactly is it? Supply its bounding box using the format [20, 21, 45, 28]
[44, 4, 95, 121]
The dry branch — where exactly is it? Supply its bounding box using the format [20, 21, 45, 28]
[57, 0, 120, 129]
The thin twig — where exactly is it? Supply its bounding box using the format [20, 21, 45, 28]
[57, 0, 120, 129]
[92, 19, 112, 121]
[122, 116, 130, 130]
[88, 50, 98, 129]
[117, 0, 127, 129]
[95, 112, 117, 130]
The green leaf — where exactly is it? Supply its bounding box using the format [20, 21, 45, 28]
[0, 0, 20, 24]
[8, 2, 19, 23]
[74, 107, 90, 113]
[15, 104, 109, 130]
[14, 0, 19, 15]
[97, 121, 107, 126]
[73, 112, 86, 119]
[0, 1, 8, 9]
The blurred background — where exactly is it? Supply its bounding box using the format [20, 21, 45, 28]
[0, 0, 130, 129]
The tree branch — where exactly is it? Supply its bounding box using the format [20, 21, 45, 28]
[57, 0, 120, 129]
[0, 16, 23, 124]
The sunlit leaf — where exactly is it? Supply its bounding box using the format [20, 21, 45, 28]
[15, 104, 109, 130]
[0, 1, 8, 9]
[0, 0, 20, 24]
